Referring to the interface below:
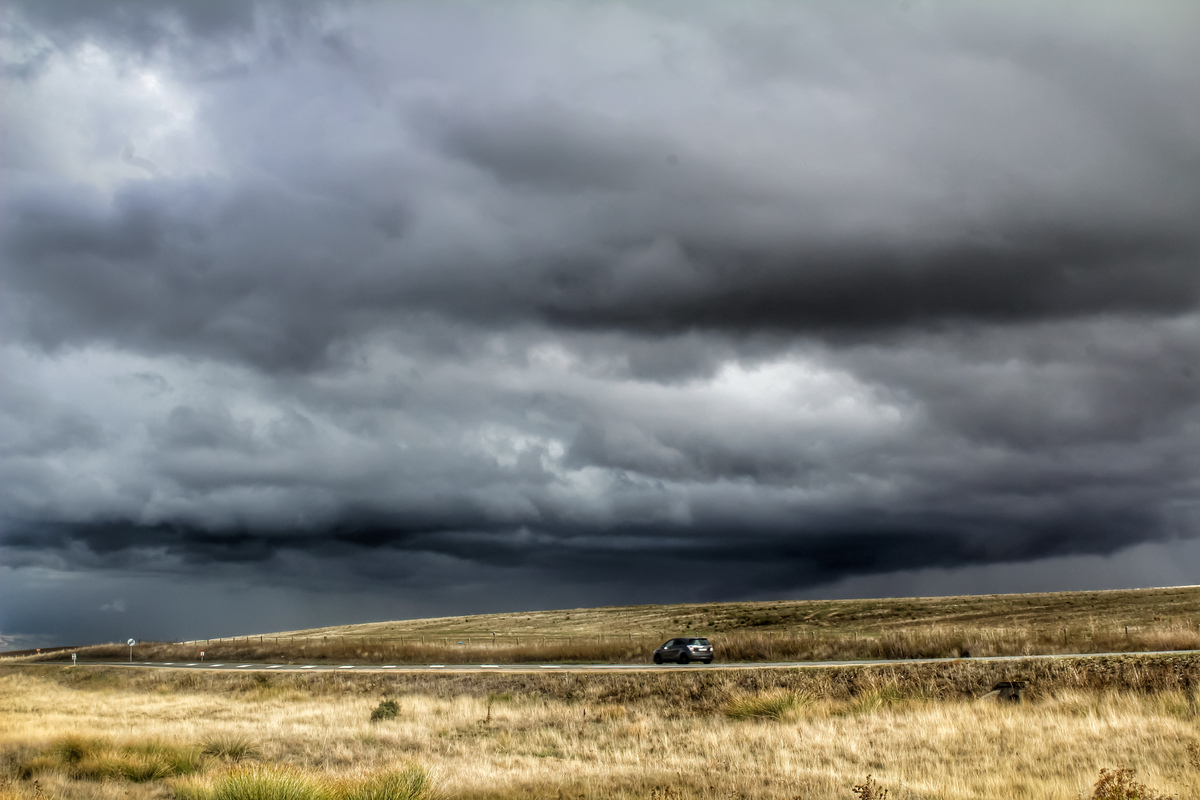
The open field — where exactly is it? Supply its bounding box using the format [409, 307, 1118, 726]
[14, 586, 1200, 667]
[269, 586, 1200, 639]
[2, 655, 1198, 800]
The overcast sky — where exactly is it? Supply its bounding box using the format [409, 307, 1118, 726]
[3, 0, 1199, 649]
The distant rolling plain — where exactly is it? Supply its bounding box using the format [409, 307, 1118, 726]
[20, 584, 1200, 666]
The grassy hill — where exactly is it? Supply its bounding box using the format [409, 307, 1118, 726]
[271, 584, 1199, 639]
[12, 585, 1199, 665]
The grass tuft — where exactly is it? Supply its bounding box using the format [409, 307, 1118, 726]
[339, 766, 434, 800]
[201, 735, 262, 762]
[843, 687, 908, 716]
[205, 765, 434, 800]
[723, 689, 812, 720]
[46, 736, 105, 766]
[172, 774, 217, 800]
[212, 765, 334, 800]
[19, 737, 203, 782]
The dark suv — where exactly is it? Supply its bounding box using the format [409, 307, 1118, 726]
[653, 637, 713, 664]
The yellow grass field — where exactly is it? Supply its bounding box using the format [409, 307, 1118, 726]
[2, 657, 1198, 800]
[270, 585, 1200, 640]
[21, 586, 1200, 668]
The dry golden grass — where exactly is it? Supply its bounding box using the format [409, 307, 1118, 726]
[269, 585, 1200, 639]
[2, 659, 1198, 800]
[15, 586, 1198, 667]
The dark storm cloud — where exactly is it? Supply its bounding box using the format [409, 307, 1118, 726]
[7, 166, 1198, 371]
[3, 0, 1200, 644]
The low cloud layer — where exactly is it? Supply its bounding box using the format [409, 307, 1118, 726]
[3, 0, 1198, 645]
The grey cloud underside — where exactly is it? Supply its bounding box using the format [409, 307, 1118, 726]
[6, 175, 1199, 373]
[0, 502, 1175, 595]
[3, 0, 1200, 618]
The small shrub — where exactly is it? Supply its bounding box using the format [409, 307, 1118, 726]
[1090, 767, 1172, 800]
[370, 699, 401, 723]
[852, 774, 889, 800]
[202, 735, 262, 762]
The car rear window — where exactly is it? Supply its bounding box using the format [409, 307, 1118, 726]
[690, 638, 710, 645]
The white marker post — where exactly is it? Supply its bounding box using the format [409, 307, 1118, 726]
[128, 638, 136, 662]
[71, 652, 77, 665]
[200, 650, 205, 662]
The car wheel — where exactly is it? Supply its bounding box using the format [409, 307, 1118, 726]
[677, 652, 690, 664]
[701, 659, 712, 665]
[653, 653, 663, 664]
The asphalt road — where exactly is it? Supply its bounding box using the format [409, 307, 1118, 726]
[53, 649, 1198, 673]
